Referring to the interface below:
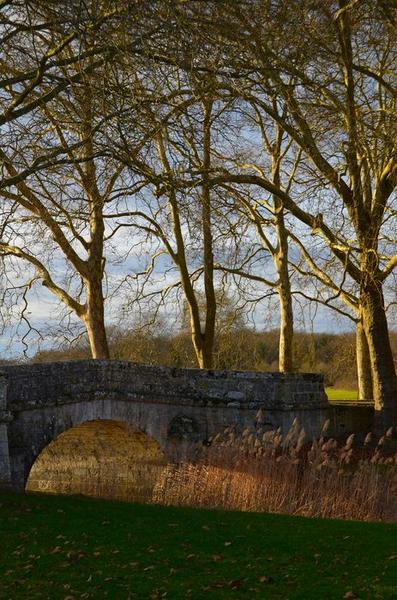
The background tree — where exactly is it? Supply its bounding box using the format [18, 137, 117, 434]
[0, 0, 147, 358]
[195, 0, 397, 422]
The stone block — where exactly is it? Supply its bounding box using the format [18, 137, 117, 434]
[227, 391, 245, 401]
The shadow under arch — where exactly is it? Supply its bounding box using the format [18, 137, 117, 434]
[26, 419, 167, 502]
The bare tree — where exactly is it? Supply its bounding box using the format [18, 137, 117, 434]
[110, 62, 249, 368]
[193, 0, 397, 422]
[0, 1, 147, 357]
[215, 100, 303, 372]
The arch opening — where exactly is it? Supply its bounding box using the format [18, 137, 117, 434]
[26, 420, 166, 502]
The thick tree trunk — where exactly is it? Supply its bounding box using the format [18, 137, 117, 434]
[278, 276, 294, 372]
[187, 308, 214, 369]
[156, 114, 216, 372]
[274, 202, 294, 372]
[276, 248, 294, 372]
[356, 319, 373, 401]
[195, 338, 214, 369]
[272, 124, 294, 373]
[199, 99, 216, 371]
[84, 279, 110, 359]
[360, 283, 397, 427]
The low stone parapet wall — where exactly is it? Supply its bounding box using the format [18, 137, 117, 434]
[2, 360, 328, 412]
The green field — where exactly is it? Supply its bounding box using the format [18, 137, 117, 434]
[325, 387, 359, 401]
[0, 492, 396, 599]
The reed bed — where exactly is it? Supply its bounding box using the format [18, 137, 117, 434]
[27, 418, 397, 522]
[153, 419, 397, 522]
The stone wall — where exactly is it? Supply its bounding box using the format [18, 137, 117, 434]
[2, 360, 329, 411]
[0, 374, 11, 486]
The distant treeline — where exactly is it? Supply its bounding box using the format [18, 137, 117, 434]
[29, 329, 397, 390]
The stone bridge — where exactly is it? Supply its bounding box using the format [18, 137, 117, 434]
[0, 360, 374, 491]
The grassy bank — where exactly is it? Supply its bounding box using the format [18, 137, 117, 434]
[0, 491, 396, 599]
[326, 388, 359, 401]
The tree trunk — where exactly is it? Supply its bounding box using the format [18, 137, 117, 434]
[360, 283, 397, 427]
[274, 202, 294, 372]
[356, 319, 373, 401]
[195, 337, 214, 369]
[156, 124, 216, 372]
[84, 279, 110, 359]
[187, 310, 214, 369]
[201, 99, 216, 372]
[278, 284, 294, 372]
[272, 123, 294, 372]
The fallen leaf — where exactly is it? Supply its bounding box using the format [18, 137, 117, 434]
[259, 576, 274, 583]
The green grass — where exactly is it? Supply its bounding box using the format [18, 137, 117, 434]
[0, 492, 396, 599]
[326, 387, 359, 401]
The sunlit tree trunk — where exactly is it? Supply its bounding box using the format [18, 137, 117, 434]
[277, 257, 294, 372]
[80, 86, 110, 360]
[84, 277, 109, 359]
[156, 98, 216, 370]
[356, 319, 372, 401]
[272, 125, 294, 372]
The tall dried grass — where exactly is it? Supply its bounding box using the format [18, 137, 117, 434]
[153, 420, 397, 522]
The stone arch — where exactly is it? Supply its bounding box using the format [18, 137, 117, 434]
[26, 419, 166, 502]
[7, 394, 172, 490]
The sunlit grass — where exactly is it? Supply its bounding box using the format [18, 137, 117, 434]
[326, 387, 359, 401]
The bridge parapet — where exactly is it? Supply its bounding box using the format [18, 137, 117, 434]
[2, 360, 328, 412]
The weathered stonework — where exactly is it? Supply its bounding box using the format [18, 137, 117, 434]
[0, 373, 12, 487]
[0, 360, 374, 491]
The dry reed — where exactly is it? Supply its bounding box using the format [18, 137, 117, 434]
[153, 419, 397, 522]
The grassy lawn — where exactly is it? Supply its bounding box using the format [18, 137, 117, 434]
[326, 387, 359, 402]
[0, 492, 396, 599]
